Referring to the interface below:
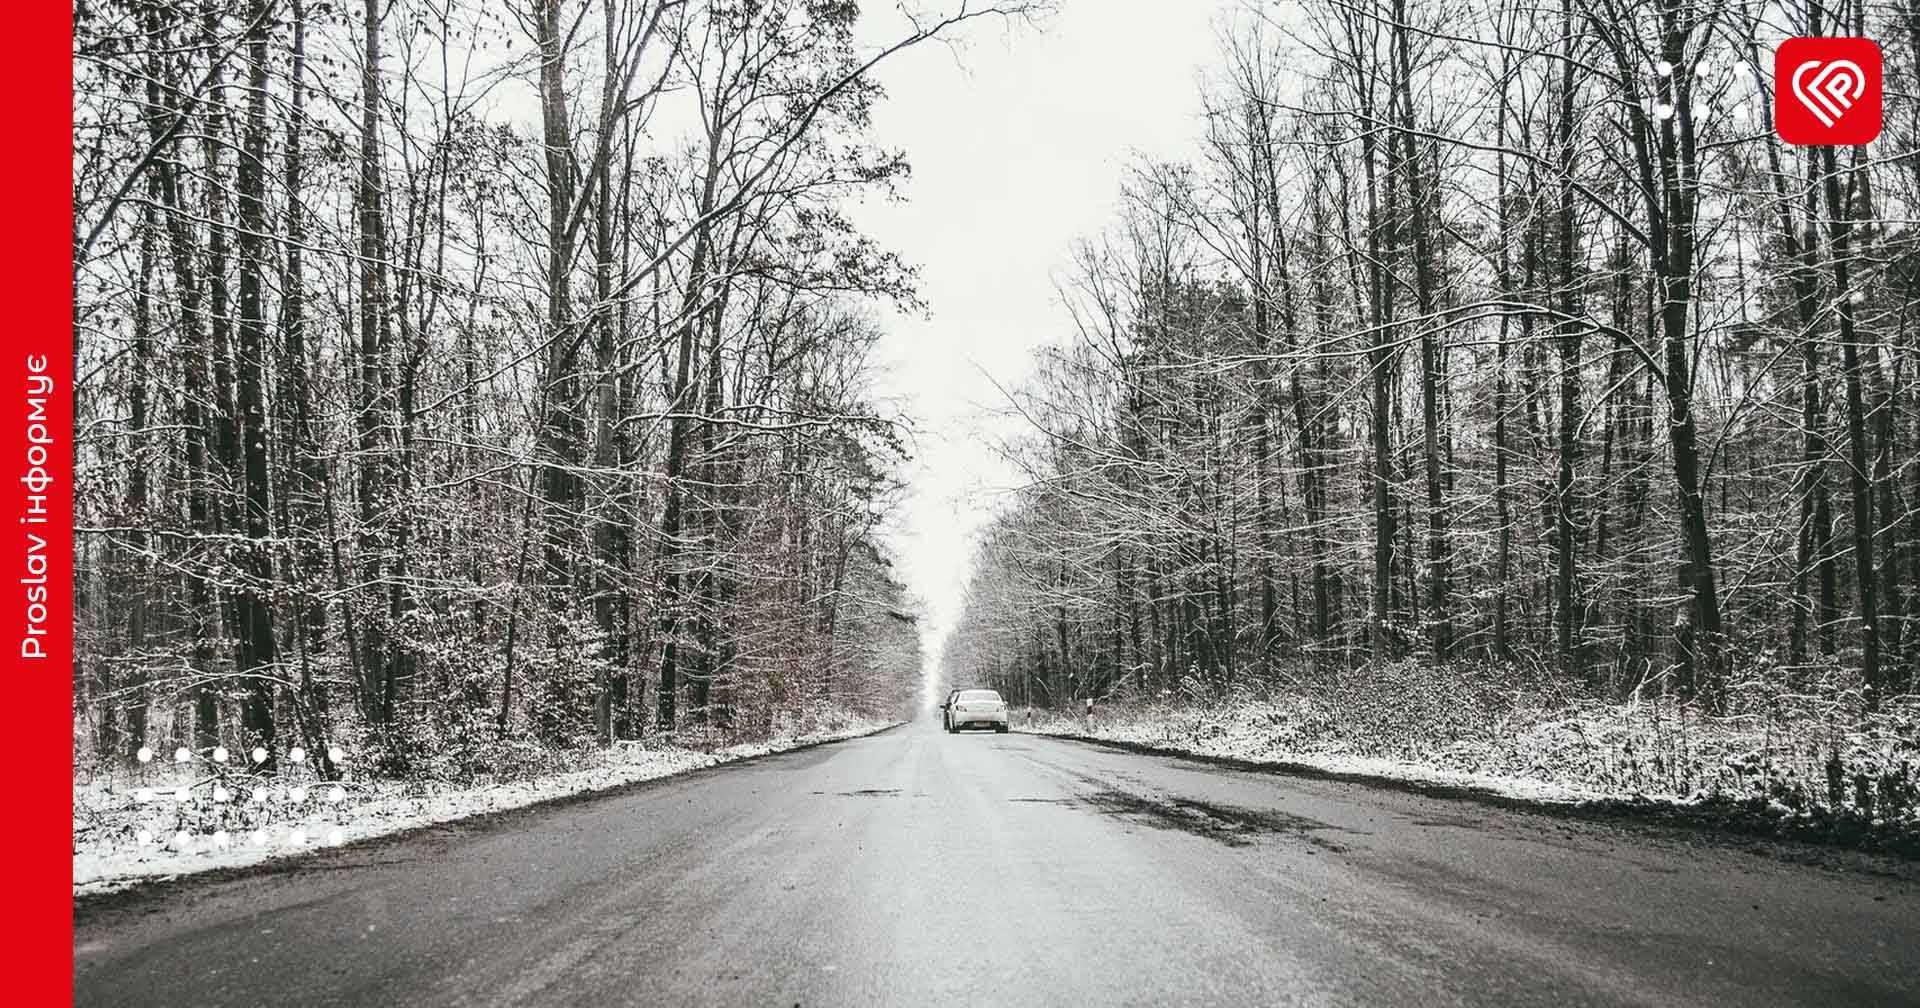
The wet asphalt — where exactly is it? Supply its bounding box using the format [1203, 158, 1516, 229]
[74, 719, 1920, 1006]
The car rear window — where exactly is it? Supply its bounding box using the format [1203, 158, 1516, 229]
[958, 690, 1002, 702]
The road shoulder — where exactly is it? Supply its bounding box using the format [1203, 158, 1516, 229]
[74, 720, 904, 914]
[1023, 726, 1920, 879]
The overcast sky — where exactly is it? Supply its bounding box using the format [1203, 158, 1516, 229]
[845, 1, 1234, 696]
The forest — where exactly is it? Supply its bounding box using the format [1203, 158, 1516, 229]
[945, 0, 1920, 751]
[69, 0, 1031, 778]
[57, 0, 1920, 995]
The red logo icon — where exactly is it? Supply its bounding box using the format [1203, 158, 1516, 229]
[1774, 37, 1882, 145]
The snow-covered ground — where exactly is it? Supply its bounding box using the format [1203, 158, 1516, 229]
[74, 718, 897, 897]
[1020, 709, 1614, 804]
[1026, 712, 1611, 804]
[1016, 666, 1919, 851]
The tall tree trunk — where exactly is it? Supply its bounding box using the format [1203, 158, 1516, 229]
[1357, 72, 1399, 660]
[279, 0, 328, 657]
[1245, 105, 1278, 677]
[1491, 48, 1517, 659]
[356, 0, 394, 727]
[1819, 141, 1885, 707]
[655, 155, 721, 731]
[533, 0, 585, 587]
[1551, 8, 1585, 680]
[122, 190, 157, 760]
[233, 0, 279, 758]
[1391, 0, 1453, 660]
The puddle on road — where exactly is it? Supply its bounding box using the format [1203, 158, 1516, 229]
[1014, 769, 1357, 851]
[1076, 789, 1354, 852]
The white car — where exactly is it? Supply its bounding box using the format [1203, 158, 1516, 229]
[944, 688, 1009, 733]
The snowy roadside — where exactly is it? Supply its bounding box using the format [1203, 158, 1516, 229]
[74, 719, 898, 898]
[1019, 717, 1615, 805]
[1014, 684, 1920, 856]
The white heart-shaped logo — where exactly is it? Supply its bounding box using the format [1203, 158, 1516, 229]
[1791, 58, 1867, 128]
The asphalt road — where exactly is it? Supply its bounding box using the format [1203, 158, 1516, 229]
[75, 720, 1920, 1006]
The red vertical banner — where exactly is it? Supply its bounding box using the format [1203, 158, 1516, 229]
[7, 0, 74, 999]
